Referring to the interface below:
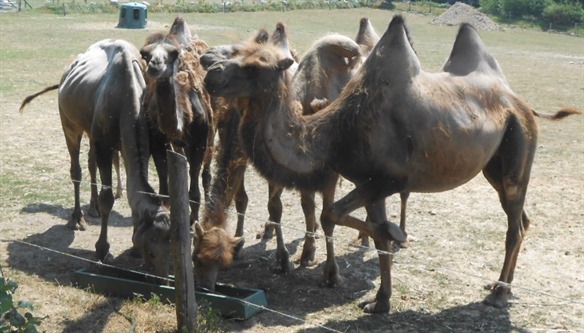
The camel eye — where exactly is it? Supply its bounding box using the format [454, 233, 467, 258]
[141, 51, 151, 62]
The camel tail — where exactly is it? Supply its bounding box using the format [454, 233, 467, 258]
[532, 107, 582, 121]
[19, 84, 59, 113]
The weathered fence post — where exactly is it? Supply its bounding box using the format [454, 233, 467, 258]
[167, 150, 197, 332]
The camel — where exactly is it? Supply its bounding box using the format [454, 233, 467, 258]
[19, 86, 126, 225]
[140, 17, 214, 226]
[192, 22, 374, 289]
[203, 15, 581, 313]
[20, 39, 172, 277]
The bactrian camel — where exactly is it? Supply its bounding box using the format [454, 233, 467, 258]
[20, 39, 172, 277]
[203, 15, 581, 313]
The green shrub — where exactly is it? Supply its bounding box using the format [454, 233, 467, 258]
[542, 1, 584, 24]
[0, 277, 46, 333]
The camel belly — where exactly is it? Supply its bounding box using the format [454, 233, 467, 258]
[406, 136, 500, 193]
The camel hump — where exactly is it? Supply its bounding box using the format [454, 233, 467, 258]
[314, 34, 361, 59]
[169, 16, 192, 47]
[355, 17, 379, 52]
[271, 22, 290, 50]
[254, 28, 270, 44]
[368, 15, 420, 80]
[442, 23, 504, 78]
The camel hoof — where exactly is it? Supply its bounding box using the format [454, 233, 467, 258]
[114, 189, 123, 199]
[67, 218, 87, 231]
[351, 231, 370, 248]
[129, 246, 141, 258]
[87, 205, 100, 218]
[358, 299, 390, 313]
[99, 252, 115, 265]
[274, 260, 294, 274]
[297, 245, 316, 267]
[483, 284, 511, 308]
[318, 273, 344, 288]
[296, 258, 317, 267]
[296, 252, 317, 267]
[257, 225, 275, 240]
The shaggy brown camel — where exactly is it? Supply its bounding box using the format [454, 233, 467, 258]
[20, 39, 171, 277]
[193, 22, 369, 289]
[204, 15, 581, 313]
[140, 17, 214, 226]
[193, 24, 306, 289]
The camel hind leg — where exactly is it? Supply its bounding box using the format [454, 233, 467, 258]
[93, 139, 115, 264]
[481, 116, 536, 308]
[87, 143, 101, 218]
[113, 150, 124, 199]
[61, 119, 88, 231]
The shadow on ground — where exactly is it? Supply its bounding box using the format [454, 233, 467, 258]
[20, 201, 132, 228]
[299, 302, 531, 333]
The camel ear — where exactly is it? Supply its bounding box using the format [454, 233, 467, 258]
[231, 237, 245, 255]
[385, 221, 407, 243]
[277, 58, 294, 71]
[194, 222, 205, 240]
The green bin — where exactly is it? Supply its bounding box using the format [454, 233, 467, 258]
[117, 2, 147, 29]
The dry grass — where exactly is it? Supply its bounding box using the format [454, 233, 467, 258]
[1, 8, 583, 333]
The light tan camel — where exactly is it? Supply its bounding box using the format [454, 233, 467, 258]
[20, 39, 171, 277]
[203, 15, 581, 313]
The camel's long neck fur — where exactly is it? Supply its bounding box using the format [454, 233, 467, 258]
[238, 76, 337, 192]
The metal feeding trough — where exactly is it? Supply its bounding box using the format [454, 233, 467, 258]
[73, 266, 267, 320]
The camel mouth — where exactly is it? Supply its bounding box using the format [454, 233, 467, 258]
[145, 67, 164, 80]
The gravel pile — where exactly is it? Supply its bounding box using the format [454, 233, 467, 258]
[431, 2, 503, 31]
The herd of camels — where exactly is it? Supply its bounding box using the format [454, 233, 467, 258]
[20, 14, 580, 314]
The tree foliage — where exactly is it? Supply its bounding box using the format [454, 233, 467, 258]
[480, 0, 583, 25]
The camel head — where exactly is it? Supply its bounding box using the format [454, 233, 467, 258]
[192, 222, 244, 291]
[204, 43, 294, 98]
[140, 33, 181, 81]
[140, 16, 193, 81]
[200, 28, 270, 70]
[132, 208, 171, 278]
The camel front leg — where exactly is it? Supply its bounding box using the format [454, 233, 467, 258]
[266, 184, 292, 273]
[358, 200, 394, 313]
[297, 189, 317, 267]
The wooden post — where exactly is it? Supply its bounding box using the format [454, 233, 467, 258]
[167, 150, 197, 332]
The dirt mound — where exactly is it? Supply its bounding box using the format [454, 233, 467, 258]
[432, 2, 503, 31]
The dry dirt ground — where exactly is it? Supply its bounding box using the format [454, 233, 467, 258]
[1, 11, 583, 333]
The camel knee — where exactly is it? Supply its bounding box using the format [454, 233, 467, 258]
[320, 210, 338, 235]
[98, 188, 114, 216]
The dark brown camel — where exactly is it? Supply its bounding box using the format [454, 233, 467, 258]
[204, 16, 581, 313]
[20, 39, 172, 277]
[193, 22, 367, 289]
[140, 17, 214, 226]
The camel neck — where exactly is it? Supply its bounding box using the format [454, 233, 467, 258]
[238, 84, 336, 192]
